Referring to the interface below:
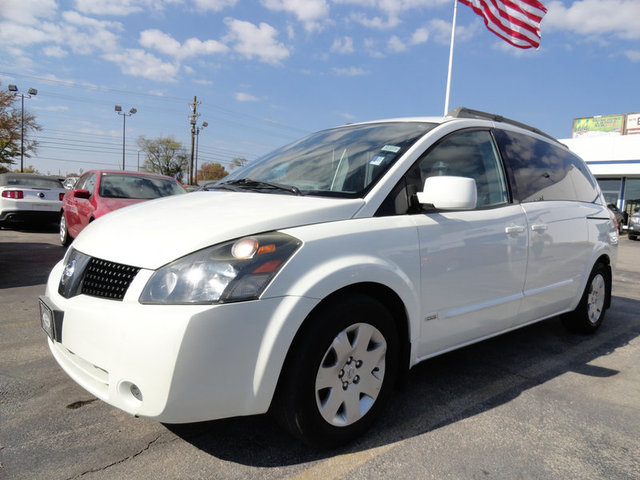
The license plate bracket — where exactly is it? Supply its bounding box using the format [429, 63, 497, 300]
[39, 296, 64, 343]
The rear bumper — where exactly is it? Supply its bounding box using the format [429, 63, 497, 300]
[0, 209, 60, 224]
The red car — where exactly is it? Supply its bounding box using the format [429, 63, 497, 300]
[59, 170, 186, 246]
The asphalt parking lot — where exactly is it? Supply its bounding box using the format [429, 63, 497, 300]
[1, 226, 639, 480]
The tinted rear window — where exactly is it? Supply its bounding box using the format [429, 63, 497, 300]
[495, 129, 600, 203]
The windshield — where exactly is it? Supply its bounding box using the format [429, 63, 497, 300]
[1, 175, 63, 189]
[220, 122, 436, 197]
[99, 174, 185, 199]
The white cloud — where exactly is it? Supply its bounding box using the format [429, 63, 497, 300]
[58, 12, 122, 54]
[410, 26, 429, 45]
[235, 92, 259, 102]
[193, 0, 239, 11]
[336, 111, 356, 121]
[103, 49, 180, 82]
[340, 0, 449, 30]
[387, 35, 406, 52]
[261, 0, 329, 32]
[544, 0, 640, 40]
[332, 66, 367, 76]
[73, 0, 143, 15]
[223, 18, 290, 64]
[139, 29, 228, 60]
[0, 0, 57, 25]
[364, 38, 384, 58]
[43, 45, 68, 57]
[624, 50, 640, 62]
[426, 18, 475, 45]
[331, 36, 354, 54]
[73, 0, 182, 16]
[0, 22, 52, 46]
[35, 105, 70, 112]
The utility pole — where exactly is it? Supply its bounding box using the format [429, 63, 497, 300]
[188, 96, 200, 185]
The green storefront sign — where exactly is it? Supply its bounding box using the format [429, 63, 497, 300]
[572, 115, 624, 138]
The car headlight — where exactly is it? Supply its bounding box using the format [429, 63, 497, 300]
[139, 232, 301, 304]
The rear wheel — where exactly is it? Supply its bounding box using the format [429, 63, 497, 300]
[562, 263, 610, 333]
[274, 294, 399, 448]
[59, 212, 72, 247]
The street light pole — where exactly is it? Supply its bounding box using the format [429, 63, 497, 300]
[114, 105, 137, 170]
[8, 85, 37, 173]
[194, 121, 208, 184]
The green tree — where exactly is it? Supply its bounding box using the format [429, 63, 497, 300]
[199, 162, 228, 181]
[137, 135, 188, 179]
[0, 83, 41, 167]
[229, 157, 248, 169]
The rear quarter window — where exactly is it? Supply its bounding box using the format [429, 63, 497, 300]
[494, 129, 600, 203]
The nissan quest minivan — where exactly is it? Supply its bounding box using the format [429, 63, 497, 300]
[39, 108, 618, 447]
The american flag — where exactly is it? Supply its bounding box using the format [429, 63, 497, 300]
[459, 0, 547, 49]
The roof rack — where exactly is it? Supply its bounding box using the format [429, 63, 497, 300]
[446, 107, 560, 144]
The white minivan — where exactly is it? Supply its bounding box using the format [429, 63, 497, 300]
[40, 108, 618, 447]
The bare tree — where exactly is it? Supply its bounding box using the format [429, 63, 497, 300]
[137, 135, 188, 179]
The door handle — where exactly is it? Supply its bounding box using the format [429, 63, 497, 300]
[505, 225, 526, 235]
[531, 224, 548, 232]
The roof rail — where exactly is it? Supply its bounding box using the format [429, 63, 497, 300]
[446, 106, 560, 144]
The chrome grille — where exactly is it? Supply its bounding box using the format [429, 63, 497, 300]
[80, 257, 140, 300]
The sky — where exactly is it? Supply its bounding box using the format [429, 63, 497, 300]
[0, 0, 639, 178]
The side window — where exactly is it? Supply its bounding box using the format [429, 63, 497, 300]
[495, 129, 599, 203]
[74, 173, 90, 191]
[84, 174, 97, 195]
[416, 130, 509, 208]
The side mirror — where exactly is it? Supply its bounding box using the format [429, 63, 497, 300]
[416, 176, 477, 210]
[73, 189, 91, 199]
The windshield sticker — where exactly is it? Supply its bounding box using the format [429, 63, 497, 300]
[370, 155, 386, 166]
[381, 145, 400, 153]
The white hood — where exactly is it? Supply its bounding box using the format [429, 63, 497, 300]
[72, 191, 364, 269]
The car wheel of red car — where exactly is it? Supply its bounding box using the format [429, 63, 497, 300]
[59, 212, 72, 247]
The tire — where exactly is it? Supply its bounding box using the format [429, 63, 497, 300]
[273, 293, 399, 448]
[562, 263, 610, 334]
[59, 212, 72, 247]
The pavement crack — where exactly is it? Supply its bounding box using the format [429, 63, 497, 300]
[67, 435, 162, 479]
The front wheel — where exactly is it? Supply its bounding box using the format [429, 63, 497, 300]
[273, 294, 399, 448]
[59, 212, 72, 247]
[562, 263, 610, 333]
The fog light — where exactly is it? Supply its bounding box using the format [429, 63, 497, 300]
[118, 380, 143, 407]
[130, 383, 143, 401]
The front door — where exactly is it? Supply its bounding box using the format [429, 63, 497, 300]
[410, 130, 528, 359]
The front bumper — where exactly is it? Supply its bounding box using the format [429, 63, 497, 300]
[42, 260, 317, 423]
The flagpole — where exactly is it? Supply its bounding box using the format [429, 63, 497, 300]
[444, 0, 458, 115]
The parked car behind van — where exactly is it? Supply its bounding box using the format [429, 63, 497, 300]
[59, 170, 186, 246]
[0, 173, 65, 227]
[628, 209, 640, 240]
[40, 108, 618, 447]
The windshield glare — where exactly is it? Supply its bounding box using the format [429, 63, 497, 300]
[223, 122, 435, 197]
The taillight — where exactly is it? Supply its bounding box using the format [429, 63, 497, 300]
[59, 193, 65, 201]
[2, 190, 24, 199]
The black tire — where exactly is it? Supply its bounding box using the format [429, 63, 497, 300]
[562, 263, 610, 333]
[273, 293, 399, 448]
[59, 212, 72, 247]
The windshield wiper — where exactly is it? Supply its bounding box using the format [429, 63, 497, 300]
[216, 178, 302, 196]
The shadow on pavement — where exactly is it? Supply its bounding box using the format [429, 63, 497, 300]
[165, 298, 640, 466]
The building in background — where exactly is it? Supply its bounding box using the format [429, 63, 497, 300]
[561, 111, 640, 223]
